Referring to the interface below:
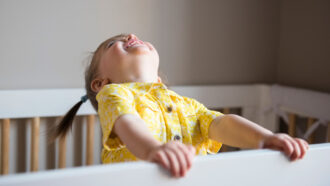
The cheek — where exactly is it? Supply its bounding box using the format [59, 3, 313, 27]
[104, 46, 127, 66]
[110, 48, 129, 66]
[112, 42, 127, 55]
[99, 60, 110, 78]
[99, 56, 120, 78]
[104, 59, 123, 73]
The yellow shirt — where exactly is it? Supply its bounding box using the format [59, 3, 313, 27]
[96, 82, 223, 164]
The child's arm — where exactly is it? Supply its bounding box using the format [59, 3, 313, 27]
[113, 114, 195, 178]
[208, 114, 309, 161]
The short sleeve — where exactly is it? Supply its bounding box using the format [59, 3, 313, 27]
[188, 97, 224, 154]
[96, 84, 139, 151]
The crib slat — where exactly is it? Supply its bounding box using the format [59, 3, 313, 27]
[31, 117, 40, 172]
[288, 113, 296, 137]
[307, 118, 315, 144]
[223, 108, 230, 114]
[86, 115, 95, 165]
[59, 135, 66, 168]
[1, 119, 10, 175]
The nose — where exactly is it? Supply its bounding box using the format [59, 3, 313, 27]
[127, 34, 138, 41]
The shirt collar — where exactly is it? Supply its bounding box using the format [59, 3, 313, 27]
[116, 82, 168, 94]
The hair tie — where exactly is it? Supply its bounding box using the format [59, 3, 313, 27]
[81, 95, 88, 103]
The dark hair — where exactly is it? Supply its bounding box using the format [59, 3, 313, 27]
[50, 34, 129, 141]
[53, 99, 85, 139]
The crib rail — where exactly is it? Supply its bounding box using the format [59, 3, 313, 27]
[1, 143, 329, 186]
[1, 84, 330, 175]
[269, 85, 330, 143]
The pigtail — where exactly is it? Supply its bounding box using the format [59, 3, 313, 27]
[49, 95, 88, 143]
[48, 34, 126, 143]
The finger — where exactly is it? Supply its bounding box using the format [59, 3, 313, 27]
[284, 136, 301, 161]
[176, 144, 194, 171]
[295, 138, 307, 159]
[187, 145, 196, 170]
[187, 145, 196, 167]
[279, 137, 294, 158]
[168, 144, 187, 177]
[268, 135, 293, 158]
[262, 136, 283, 151]
[302, 140, 309, 150]
[154, 150, 170, 170]
[188, 145, 196, 155]
[164, 149, 180, 177]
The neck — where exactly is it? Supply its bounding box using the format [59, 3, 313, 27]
[115, 76, 159, 84]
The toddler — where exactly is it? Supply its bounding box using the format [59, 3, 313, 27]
[54, 34, 309, 178]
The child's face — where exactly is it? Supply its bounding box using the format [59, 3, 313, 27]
[97, 34, 160, 86]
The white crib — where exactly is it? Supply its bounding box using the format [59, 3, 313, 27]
[0, 84, 330, 185]
[1, 143, 330, 186]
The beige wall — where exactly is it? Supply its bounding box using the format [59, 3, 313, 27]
[0, 0, 281, 89]
[0, 0, 328, 92]
[0, 0, 163, 89]
[190, 0, 280, 85]
[277, 0, 330, 93]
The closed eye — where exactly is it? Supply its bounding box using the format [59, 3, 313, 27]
[106, 37, 127, 49]
[106, 41, 116, 48]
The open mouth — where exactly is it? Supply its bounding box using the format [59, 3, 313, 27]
[124, 39, 145, 49]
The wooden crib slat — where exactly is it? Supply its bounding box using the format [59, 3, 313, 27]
[86, 115, 95, 165]
[223, 108, 230, 114]
[31, 117, 40, 172]
[1, 119, 10, 175]
[59, 135, 66, 168]
[288, 113, 296, 137]
[307, 118, 315, 144]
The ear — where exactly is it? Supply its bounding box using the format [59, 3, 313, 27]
[91, 78, 110, 93]
[157, 76, 162, 83]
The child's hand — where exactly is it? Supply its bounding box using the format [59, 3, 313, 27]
[260, 133, 309, 161]
[147, 141, 196, 178]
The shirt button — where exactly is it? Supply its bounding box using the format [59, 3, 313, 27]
[173, 135, 181, 141]
[167, 106, 173, 112]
